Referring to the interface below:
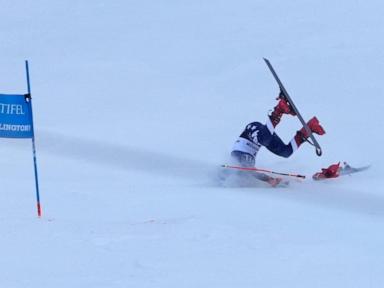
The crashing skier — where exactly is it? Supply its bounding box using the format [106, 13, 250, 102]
[229, 92, 326, 186]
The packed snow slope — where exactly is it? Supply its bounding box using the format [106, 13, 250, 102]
[1, 1, 384, 287]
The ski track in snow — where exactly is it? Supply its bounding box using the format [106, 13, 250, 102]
[37, 130, 217, 182]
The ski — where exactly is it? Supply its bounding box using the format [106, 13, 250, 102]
[221, 164, 306, 179]
[339, 163, 371, 176]
[263, 58, 323, 156]
[220, 165, 291, 187]
[312, 162, 371, 180]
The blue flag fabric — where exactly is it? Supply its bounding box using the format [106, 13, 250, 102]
[0, 94, 33, 138]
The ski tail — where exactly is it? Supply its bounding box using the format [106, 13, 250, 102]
[263, 58, 322, 156]
[339, 162, 371, 176]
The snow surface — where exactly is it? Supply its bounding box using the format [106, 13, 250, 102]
[1, 1, 384, 287]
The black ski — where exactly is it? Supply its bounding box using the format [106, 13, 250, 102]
[263, 58, 322, 156]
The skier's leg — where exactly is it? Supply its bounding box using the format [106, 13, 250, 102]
[251, 123, 295, 158]
[251, 172, 286, 187]
[261, 115, 326, 158]
[252, 171, 275, 182]
[264, 133, 295, 158]
[266, 117, 326, 157]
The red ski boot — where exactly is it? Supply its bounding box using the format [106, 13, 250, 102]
[294, 117, 326, 146]
[269, 98, 296, 127]
[306, 116, 325, 136]
[276, 98, 296, 116]
[313, 162, 341, 180]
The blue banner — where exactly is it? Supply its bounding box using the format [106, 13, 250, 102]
[0, 94, 33, 138]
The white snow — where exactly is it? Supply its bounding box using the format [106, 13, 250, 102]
[1, 1, 384, 287]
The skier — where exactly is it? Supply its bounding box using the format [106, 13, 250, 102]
[231, 92, 326, 186]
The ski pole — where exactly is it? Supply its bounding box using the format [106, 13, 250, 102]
[221, 164, 306, 179]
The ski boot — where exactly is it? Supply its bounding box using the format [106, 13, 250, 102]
[294, 116, 326, 146]
[269, 97, 296, 127]
[312, 162, 341, 180]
